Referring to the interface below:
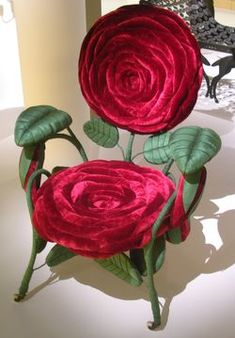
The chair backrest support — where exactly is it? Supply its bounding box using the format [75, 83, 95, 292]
[139, 0, 235, 53]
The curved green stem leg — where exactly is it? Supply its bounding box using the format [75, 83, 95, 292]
[14, 230, 38, 302]
[125, 132, 135, 162]
[25, 169, 50, 217]
[131, 150, 145, 162]
[145, 245, 161, 329]
[67, 127, 88, 162]
[144, 192, 176, 330]
[14, 169, 51, 302]
[117, 143, 125, 160]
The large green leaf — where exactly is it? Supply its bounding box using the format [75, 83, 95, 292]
[95, 253, 143, 286]
[83, 118, 119, 148]
[33, 229, 47, 253]
[144, 132, 171, 164]
[19, 146, 37, 188]
[51, 166, 68, 175]
[46, 244, 76, 267]
[15, 105, 72, 146]
[166, 228, 182, 244]
[169, 126, 221, 174]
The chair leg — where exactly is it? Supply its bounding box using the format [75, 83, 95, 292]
[210, 76, 220, 103]
[210, 55, 235, 103]
[201, 54, 211, 98]
[203, 70, 210, 97]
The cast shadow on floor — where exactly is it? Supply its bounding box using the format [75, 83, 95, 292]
[197, 78, 235, 119]
[24, 142, 235, 331]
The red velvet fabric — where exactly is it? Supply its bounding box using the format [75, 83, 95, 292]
[168, 167, 207, 242]
[32, 160, 175, 258]
[79, 4, 203, 134]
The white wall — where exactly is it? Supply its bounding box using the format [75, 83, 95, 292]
[0, 1, 24, 183]
[12, 0, 91, 170]
[0, 13, 23, 110]
[14, 0, 87, 120]
[101, 0, 138, 14]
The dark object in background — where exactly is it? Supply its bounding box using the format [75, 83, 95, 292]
[140, 0, 235, 103]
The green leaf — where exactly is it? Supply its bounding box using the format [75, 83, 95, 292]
[51, 166, 68, 175]
[33, 229, 47, 253]
[169, 126, 221, 174]
[46, 244, 76, 267]
[95, 253, 143, 286]
[144, 132, 171, 164]
[14, 105, 72, 146]
[166, 228, 182, 244]
[153, 236, 166, 273]
[83, 118, 119, 148]
[19, 144, 45, 188]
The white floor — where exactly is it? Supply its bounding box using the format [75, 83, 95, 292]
[1, 4, 235, 338]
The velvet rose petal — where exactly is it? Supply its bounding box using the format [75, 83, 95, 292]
[32, 160, 175, 258]
[79, 5, 203, 134]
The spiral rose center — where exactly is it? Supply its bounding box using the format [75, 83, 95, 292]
[121, 70, 140, 92]
[90, 193, 121, 209]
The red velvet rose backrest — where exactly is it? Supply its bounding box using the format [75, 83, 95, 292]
[79, 4, 203, 134]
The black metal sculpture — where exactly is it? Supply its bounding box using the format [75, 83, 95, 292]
[140, 0, 235, 103]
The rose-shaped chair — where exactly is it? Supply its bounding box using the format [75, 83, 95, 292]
[13, 4, 221, 330]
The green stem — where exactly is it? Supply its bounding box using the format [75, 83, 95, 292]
[26, 169, 51, 217]
[14, 169, 51, 302]
[145, 255, 161, 330]
[162, 159, 174, 175]
[131, 151, 144, 162]
[67, 127, 88, 162]
[125, 132, 135, 162]
[144, 192, 176, 329]
[151, 192, 176, 238]
[14, 232, 38, 302]
[117, 143, 125, 160]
